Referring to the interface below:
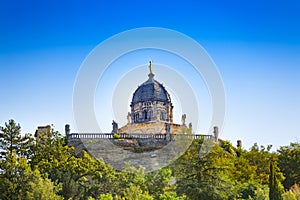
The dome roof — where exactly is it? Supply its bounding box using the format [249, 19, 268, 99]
[131, 74, 171, 105]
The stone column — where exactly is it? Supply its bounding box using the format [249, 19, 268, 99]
[213, 126, 219, 142]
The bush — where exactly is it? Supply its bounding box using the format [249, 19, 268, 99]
[113, 133, 121, 139]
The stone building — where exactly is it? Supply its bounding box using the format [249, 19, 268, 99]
[34, 125, 51, 146]
[115, 61, 190, 134]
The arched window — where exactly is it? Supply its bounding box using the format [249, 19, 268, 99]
[134, 113, 139, 122]
[160, 112, 165, 121]
[149, 110, 153, 120]
[143, 110, 147, 120]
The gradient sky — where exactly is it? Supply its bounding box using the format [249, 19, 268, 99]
[1, 0, 300, 150]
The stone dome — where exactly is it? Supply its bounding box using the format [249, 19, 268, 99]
[131, 74, 171, 105]
[129, 62, 173, 124]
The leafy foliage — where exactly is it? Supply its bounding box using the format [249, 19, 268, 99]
[0, 151, 62, 200]
[173, 139, 235, 199]
[0, 119, 33, 159]
[278, 143, 300, 189]
[0, 119, 300, 200]
[282, 184, 300, 200]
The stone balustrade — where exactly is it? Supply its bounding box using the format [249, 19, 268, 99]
[67, 133, 213, 143]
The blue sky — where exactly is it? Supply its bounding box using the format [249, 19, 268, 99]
[1, 0, 300, 150]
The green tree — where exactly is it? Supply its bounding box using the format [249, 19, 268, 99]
[159, 192, 187, 200]
[269, 161, 284, 200]
[31, 127, 117, 199]
[282, 184, 300, 200]
[25, 169, 63, 200]
[145, 168, 174, 199]
[99, 194, 113, 200]
[0, 151, 32, 199]
[0, 151, 62, 200]
[173, 139, 234, 200]
[0, 119, 33, 159]
[278, 143, 300, 189]
[123, 184, 153, 200]
[243, 143, 277, 185]
[234, 182, 269, 200]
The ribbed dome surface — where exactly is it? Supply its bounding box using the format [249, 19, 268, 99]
[131, 75, 171, 105]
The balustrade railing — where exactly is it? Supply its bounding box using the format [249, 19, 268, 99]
[67, 133, 213, 141]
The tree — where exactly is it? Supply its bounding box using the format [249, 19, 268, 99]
[25, 169, 63, 200]
[278, 143, 300, 189]
[269, 161, 284, 200]
[282, 184, 300, 200]
[31, 126, 120, 199]
[0, 150, 62, 200]
[0, 119, 33, 159]
[243, 143, 277, 185]
[145, 168, 174, 199]
[234, 182, 269, 200]
[159, 192, 187, 200]
[123, 184, 153, 200]
[99, 194, 113, 200]
[173, 139, 234, 200]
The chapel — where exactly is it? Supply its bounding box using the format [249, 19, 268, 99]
[114, 61, 191, 134]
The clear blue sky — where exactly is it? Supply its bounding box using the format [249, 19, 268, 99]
[1, 0, 299, 150]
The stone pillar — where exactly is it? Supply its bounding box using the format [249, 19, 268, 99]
[237, 140, 242, 148]
[181, 114, 186, 125]
[169, 104, 173, 123]
[65, 124, 70, 136]
[213, 126, 219, 142]
[165, 123, 170, 133]
[127, 112, 131, 124]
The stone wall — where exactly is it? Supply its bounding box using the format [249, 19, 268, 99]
[117, 121, 182, 134]
[74, 136, 194, 172]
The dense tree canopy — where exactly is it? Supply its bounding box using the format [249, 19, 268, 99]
[0, 119, 300, 200]
[278, 143, 300, 189]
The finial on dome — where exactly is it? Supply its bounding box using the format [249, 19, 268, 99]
[149, 61, 153, 74]
[148, 61, 154, 78]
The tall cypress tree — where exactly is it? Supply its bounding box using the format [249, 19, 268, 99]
[269, 161, 283, 200]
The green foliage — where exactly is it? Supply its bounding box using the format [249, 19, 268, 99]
[145, 168, 173, 198]
[0, 151, 62, 200]
[231, 156, 257, 183]
[3, 119, 300, 200]
[282, 184, 300, 200]
[99, 193, 113, 200]
[173, 139, 235, 200]
[0, 119, 33, 159]
[30, 125, 118, 199]
[243, 143, 277, 185]
[123, 184, 153, 200]
[283, 190, 297, 200]
[115, 163, 147, 195]
[278, 143, 300, 189]
[269, 161, 284, 200]
[113, 133, 121, 139]
[220, 140, 237, 155]
[234, 182, 269, 200]
[159, 192, 187, 200]
[0, 151, 32, 199]
[25, 169, 63, 200]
